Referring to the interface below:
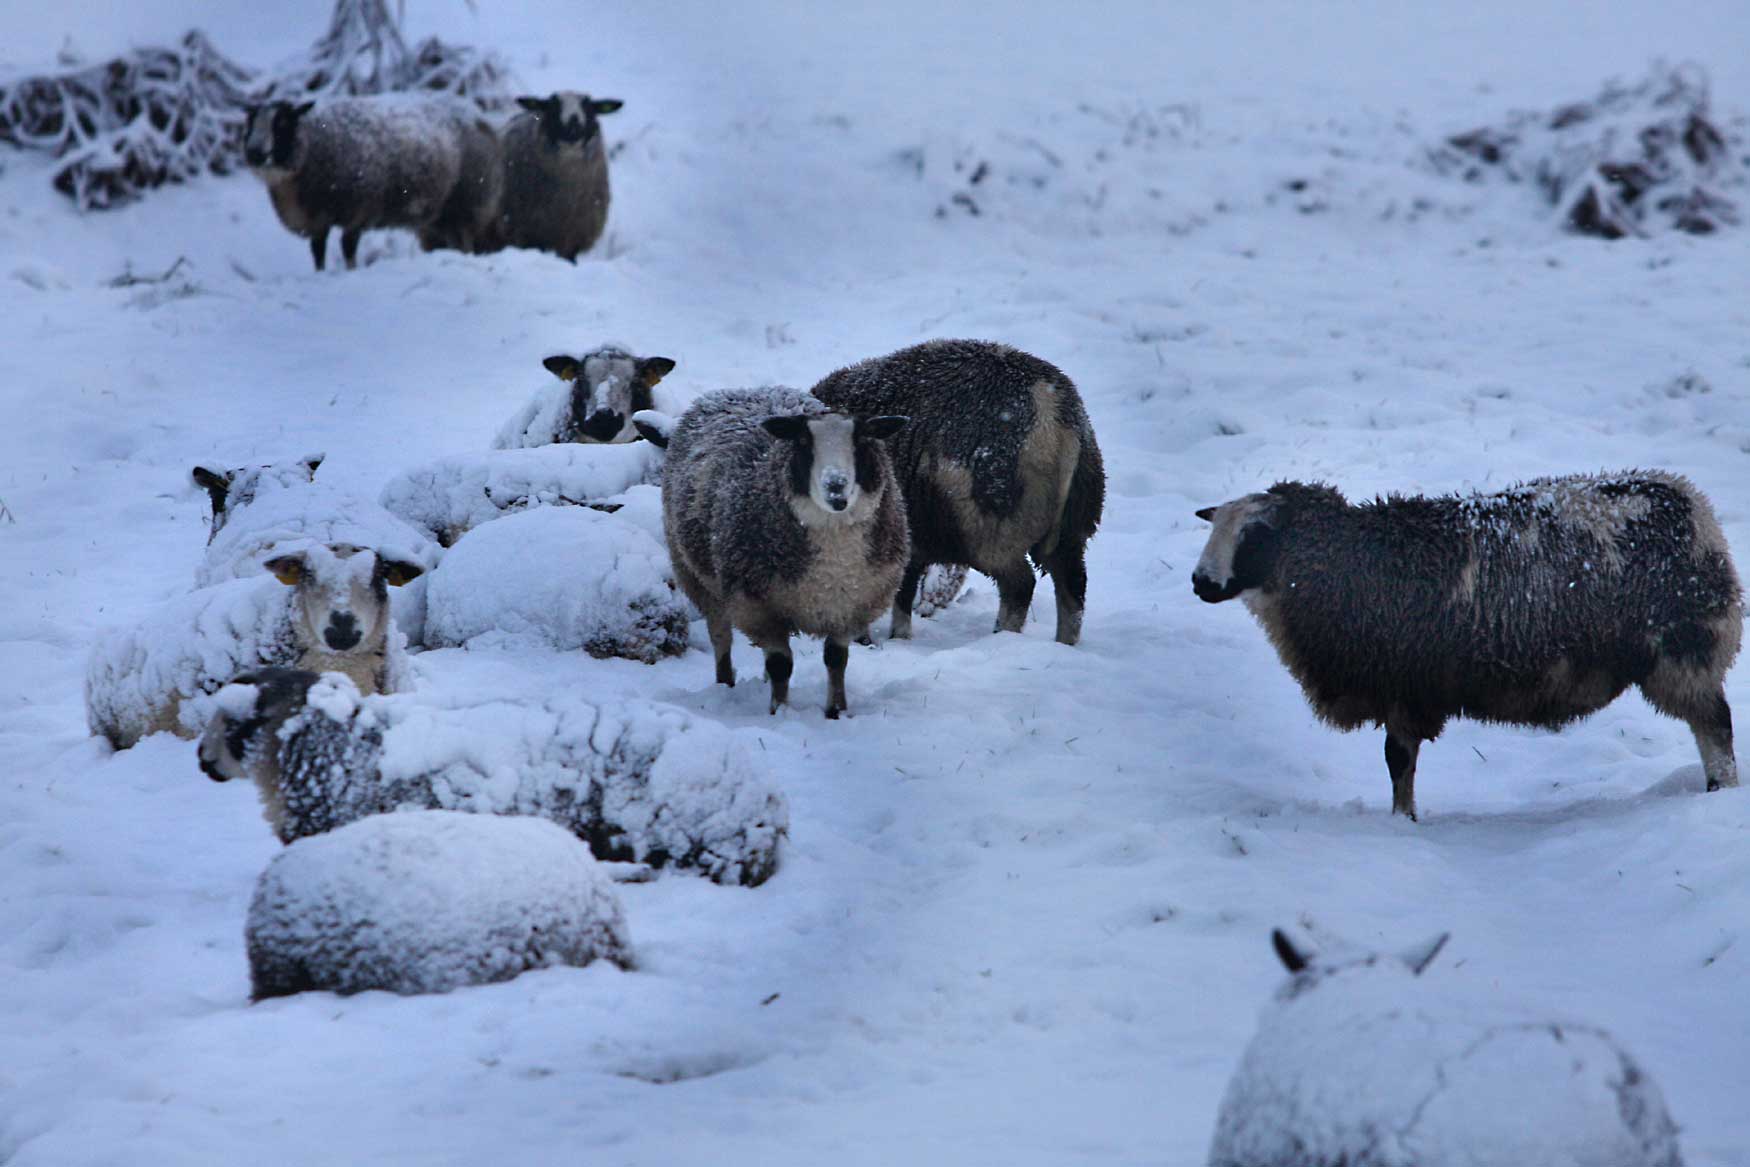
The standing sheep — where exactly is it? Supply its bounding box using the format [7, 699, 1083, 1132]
[494, 345, 677, 447]
[498, 92, 622, 262]
[655, 388, 909, 718]
[417, 108, 505, 256]
[809, 339, 1105, 645]
[242, 95, 485, 270]
[1207, 929, 1684, 1166]
[1191, 473, 1741, 818]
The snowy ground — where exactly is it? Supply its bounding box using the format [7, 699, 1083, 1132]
[3, 2, 1750, 1164]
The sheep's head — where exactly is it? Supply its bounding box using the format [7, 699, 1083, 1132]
[263, 544, 423, 655]
[191, 454, 323, 541]
[1192, 493, 1282, 603]
[1269, 927, 1450, 1001]
[517, 92, 623, 151]
[242, 100, 316, 170]
[762, 412, 907, 525]
[542, 347, 677, 443]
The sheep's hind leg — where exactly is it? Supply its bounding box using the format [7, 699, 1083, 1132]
[1641, 671, 1738, 792]
[760, 637, 793, 715]
[341, 228, 362, 269]
[706, 609, 735, 687]
[308, 229, 329, 271]
[823, 637, 850, 720]
[991, 559, 1037, 635]
[1040, 535, 1089, 647]
[890, 560, 924, 641]
[1384, 728, 1421, 821]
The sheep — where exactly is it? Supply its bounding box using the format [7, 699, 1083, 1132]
[416, 108, 506, 256]
[650, 388, 908, 719]
[190, 453, 324, 542]
[1191, 472, 1742, 818]
[198, 669, 789, 887]
[1207, 928, 1684, 1167]
[245, 810, 633, 1000]
[498, 92, 623, 262]
[242, 95, 485, 270]
[494, 345, 678, 448]
[86, 542, 423, 749]
[808, 339, 1105, 645]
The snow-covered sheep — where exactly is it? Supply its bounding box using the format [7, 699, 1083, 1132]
[199, 670, 788, 887]
[87, 543, 423, 749]
[379, 441, 665, 547]
[653, 387, 909, 718]
[245, 810, 632, 1000]
[495, 345, 678, 448]
[1206, 929, 1684, 1167]
[498, 92, 622, 262]
[191, 454, 324, 542]
[242, 95, 489, 270]
[417, 109, 504, 255]
[1192, 472, 1742, 818]
[809, 339, 1106, 645]
[422, 505, 689, 662]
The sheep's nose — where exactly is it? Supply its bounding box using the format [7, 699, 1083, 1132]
[580, 409, 624, 442]
[827, 496, 848, 512]
[199, 752, 229, 782]
[324, 613, 361, 650]
[1192, 573, 1237, 604]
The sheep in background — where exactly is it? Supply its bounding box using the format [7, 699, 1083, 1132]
[199, 669, 789, 887]
[498, 92, 622, 262]
[809, 339, 1105, 645]
[242, 95, 483, 270]
[1207, 928, 1684, 1166]
[246, 810, 633, 1000]
[87, 543, 423, 749]
[417, 109, 505, 256]
[495, 345, 677, 448]
[653, 388, 909, 718]
[1192, 472, 1741, 818]
[190, 454, 324, 543]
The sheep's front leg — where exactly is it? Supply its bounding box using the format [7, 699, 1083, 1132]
[762, 638, 793, 715]
[341, 228, 363, 270]
[706, 608, 735, 687]
[890, 560, 924, 641]
[308, 228, 329, 271]
[823, 637, 850, 720]
[1384, 728, 1421, 821]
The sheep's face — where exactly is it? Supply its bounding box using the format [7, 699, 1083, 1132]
[1193, 493, 1280, 603]
[517, 92, 624, 151]
[242, 101, 315, 171]
[543, 349, 677, 443]
[1269, 928, 1450, 1002]
[191, 454, 323, 541]
[763, 413, 907, 525]
[264, 544, 423, 654]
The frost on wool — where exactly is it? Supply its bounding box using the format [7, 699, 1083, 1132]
[246, 810, 633, 999]
[421, 505, 688, 663]
[1206, 930, 1684, 1167]
[379, 441, 663, 547]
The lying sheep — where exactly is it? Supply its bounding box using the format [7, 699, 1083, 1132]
[809, 339, 1105, 645]
[1192, 472, 1742, 818]
[495, 345, 678, 448]
[242, 95, 484, 270]
[200, 669, 788, 887]
[651, 388, 909, 718]
[246, 810, 632, 1000]
[191, 454, 324, 542]
[1207, 929, 1684, 1166]
[87, 543, 422, 749]
[498, 92, 623, 262]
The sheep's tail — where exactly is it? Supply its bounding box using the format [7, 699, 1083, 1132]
[1034, 434, 1105, 564]
[632, 409, 676, 449]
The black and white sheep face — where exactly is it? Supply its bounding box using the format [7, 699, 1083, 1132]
[517, 92, 623, 150]
[1192, 493, 1279, 603]
[242, 101, 314, 171]
[263, 544, 423, 654]
[542, 349, 677, 443]
[191, 454, 324, 541]
[762, 413, 907, 524]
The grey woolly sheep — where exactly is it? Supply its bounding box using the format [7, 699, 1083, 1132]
[417, 108, 505, 255]
[1207, 929, 1684, 1167]
[245, 810, 633, 1000]
[808, 339, 1105, 645]
[498, 92, 622, 262]
[1192, 472, 1741, 818]
[242, 95, 483, 270]
[86, 543, 423, 749]
[495, 344, 678, 447]
[199, 670, 789, 887]
[649, 388, 909, 719]
[190, 454, 324, 543]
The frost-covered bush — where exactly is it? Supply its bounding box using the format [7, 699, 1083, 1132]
[422, 506, 687, 662]
[380, 442, 664, 547]
[1206, 929, 1684, 1167]
[202, 671, 789, 886]
[1430, 62, 1747, 238]
[246, 810, 632, 1000]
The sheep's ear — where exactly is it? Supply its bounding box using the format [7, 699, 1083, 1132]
[632, 421, 668, 448]
[762, 416, 811, 442]
[191, 465, 230, 492]
[379, 558, 424, 587]
[1272, 929, 1311, 974]
[292, 101, 315, 118]
[636, 356, 676, 387]
[1399, 932, 1450, 977]
[591, 99, 624, 115]
[302, 453, 325, 478]
[262, 554, 306, 586]
[543, 354, 580, 382]
[858, 415, 908, 441]
[1195, 506, 1217, 522]
[632, 409, 674, 449]
[517, 96, 550, 113]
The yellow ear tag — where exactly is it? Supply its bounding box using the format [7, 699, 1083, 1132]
[266, 562, 304, 586]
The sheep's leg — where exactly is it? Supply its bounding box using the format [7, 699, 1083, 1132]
[308, 229, 329, 271]
[1041, 535, 1089, 647]
[706, 609, 735, 688]
[1641, 671, 1738, 791]
[340, 229, 362, 270]
[991, 560, 1037, 635]
[823, 637, 850, 720]
[761, 637, 793, 715]
[1384, 729, 1421, 821]
[890, 560, 924, 641]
